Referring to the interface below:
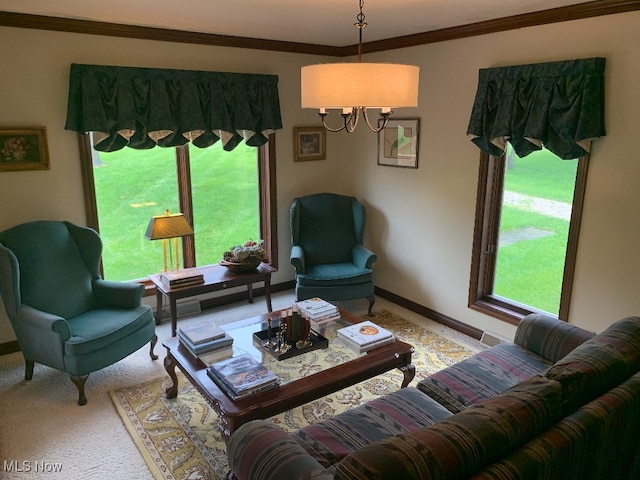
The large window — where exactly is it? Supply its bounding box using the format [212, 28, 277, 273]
[469, 146, 589, 324]
[78, 134, 277, 281]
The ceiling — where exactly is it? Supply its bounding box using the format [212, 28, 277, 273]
[0, 0, 595, 47]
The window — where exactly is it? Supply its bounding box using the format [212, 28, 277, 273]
[77, 134, 278, 282]
[469, 146, 589, 324]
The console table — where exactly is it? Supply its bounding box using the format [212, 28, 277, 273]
[149, 262, 277, 336]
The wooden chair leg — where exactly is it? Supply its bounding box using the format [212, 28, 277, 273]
[70, 374, 89, 406]
[367, 295, 375, 316]
[150, 334, 159, 360]
[25, 360, 34, 380]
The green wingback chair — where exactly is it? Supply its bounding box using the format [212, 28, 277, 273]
[0, 220, 157, 405]
[290, 193, 377, 315]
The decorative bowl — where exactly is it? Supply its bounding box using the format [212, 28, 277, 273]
[220, 258, 261, 273]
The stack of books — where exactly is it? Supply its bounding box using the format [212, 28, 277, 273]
[178, 320, 234, 363]
[160, 268, 205, 289]
[337, 320, 395, 353]
[296, 297, 340, 325]
[207, 353, 279, 400]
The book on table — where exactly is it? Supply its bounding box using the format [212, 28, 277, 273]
[178, 320, 225, 345]
[207, 353, 279, 400]
[337, 320, 395, 352]
[197, 345, 235, 365]
[178, 330, 234, 356]
[296, 297, 338, 319]
[160, 268, 205, 287]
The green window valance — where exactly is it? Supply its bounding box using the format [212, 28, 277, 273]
[467, 58, 606, 160]
[64, 63, 282, 152]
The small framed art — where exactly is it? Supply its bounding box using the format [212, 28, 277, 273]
[293, 126, 326, 162]
[0, 127, 50, 172]
[377, 118, 420, 168]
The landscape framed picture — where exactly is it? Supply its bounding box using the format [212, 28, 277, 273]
[377, 118, 420, 168]
[0, 127, 50, 172]
[293, 126, 326, 162]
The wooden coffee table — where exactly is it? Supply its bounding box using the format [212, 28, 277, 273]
[162, 308, 415, 442]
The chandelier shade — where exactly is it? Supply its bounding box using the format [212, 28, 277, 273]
[301, 63, 420, 110]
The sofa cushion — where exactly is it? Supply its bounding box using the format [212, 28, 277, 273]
[335, 376, 564, 480]
[292, 387, 452, 471]
[417, 342, 553, 413]
[544, 316, 640, 413]
[471, 372, 640, 480]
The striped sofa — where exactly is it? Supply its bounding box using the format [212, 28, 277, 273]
[227, 314, 640, 480]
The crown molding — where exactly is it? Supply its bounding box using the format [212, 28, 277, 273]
[1, 0, 639, 57]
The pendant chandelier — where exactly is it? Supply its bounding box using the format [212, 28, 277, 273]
[301, 0, 420, 133]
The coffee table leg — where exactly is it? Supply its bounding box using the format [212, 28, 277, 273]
[399, 363, 415, 388]
[164, 353, 179, 399]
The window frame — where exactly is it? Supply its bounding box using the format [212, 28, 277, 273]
[468, 150, 589, 324]
[76, 133, 278, 283]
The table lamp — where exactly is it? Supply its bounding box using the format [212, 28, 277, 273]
[145, 210, 194, 271]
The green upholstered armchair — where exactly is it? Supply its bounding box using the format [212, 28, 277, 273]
[290, 193, 377, 315]
[0, 220, 158, 405]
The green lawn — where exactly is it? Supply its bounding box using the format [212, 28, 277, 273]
[95, 141, 575, 315]
[494, 148, 578, 314]
[93, 143, 258, 281]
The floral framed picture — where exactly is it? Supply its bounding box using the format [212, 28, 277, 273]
[0, 127, 50, 172]
[377, 118, 420, 168]
[293, 126, 326, 162]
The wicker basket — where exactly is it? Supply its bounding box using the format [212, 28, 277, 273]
[219, 258, 261, 273]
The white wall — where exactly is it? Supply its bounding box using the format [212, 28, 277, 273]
[1, 11, 639, 344]
[350, 11, 640, 337]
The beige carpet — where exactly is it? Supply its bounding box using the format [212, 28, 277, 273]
[0, 293, 485, 480]
[110, 309, 484, 480]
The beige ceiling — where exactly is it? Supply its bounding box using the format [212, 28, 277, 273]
[0, 0, 594, 47]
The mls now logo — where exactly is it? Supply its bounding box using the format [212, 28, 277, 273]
[3, 460, 63, 473]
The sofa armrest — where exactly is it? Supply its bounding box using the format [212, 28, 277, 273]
[352, 244, 377, 269]
[290, 245, 306, 274]
[514, 313, 595, 363]
[227, 420, 332, 480]
[93, 279, 144, 309]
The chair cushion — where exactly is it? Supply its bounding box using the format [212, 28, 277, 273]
[297, 263, 373, 286]
[417, 342, 553, 413]
[64, 305, 152, 356]
[292, 387, 452, 471]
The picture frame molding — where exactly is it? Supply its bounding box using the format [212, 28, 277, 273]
[293, 126, 326, 162]
[377, 118, 420, 169]
[0, 126, 50, 172]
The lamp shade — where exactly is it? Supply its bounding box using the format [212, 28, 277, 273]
[145, 212, 194, 240]
[301, 63, 419, 109]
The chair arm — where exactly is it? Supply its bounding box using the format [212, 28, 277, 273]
[227, 420, 332, 480]
[290, 245, 306, 274]
[93, 279, 144, 309]
[514, 313, 595, 363]
[13, 306, 70, 370]
[352, 244, 377, 269]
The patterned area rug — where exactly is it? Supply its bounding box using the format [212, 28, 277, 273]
[110, 310, 484, 480]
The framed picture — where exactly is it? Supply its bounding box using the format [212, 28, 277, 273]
[377, 118, 420, 168]
[293, 126, 326, 162]
[0, 127, 50, 172]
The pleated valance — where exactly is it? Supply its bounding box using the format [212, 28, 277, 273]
[467, 58, 606, 160]
[64, 63, 282, 152]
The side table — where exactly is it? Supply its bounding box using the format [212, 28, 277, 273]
[149, 262, 277, 336]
